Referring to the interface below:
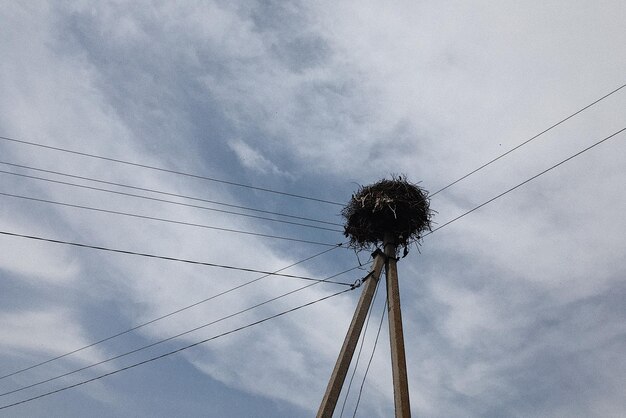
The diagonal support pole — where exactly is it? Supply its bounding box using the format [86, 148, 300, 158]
[384, 234, 411, 417]
[316, 250, 386, 418]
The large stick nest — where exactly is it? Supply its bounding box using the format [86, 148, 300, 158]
[342, 176, 432, 251]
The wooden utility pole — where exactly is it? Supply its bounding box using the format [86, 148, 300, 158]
[316, 250, 386, 418]
[318, 234, 412, 418]
[320, 177, 427, 416]
[384, 233, 411, 417]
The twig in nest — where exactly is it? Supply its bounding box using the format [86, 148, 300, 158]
[342, 175, 432, 252]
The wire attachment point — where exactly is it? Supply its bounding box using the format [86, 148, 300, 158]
[351, 271, 374, 290]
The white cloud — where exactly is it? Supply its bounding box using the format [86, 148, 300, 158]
[0, 237, 80, 284]
[0, 308, 107, 369]
[228, 139, 293, 178]
[0, 1, 624, 417]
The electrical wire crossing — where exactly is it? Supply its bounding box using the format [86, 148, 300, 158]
[0, 244, 345, 381]
[0, 160, 343, 227]
[0, 135, 344, 206]
[2, 86, 621, 413]
[430, 82, 626, 197]
[0, 192, 342, 247]
[0, 230, 351, 285]
[426, 127, 626, 236]
[0, 268, 370, 399]
[0, 286, 356, 411]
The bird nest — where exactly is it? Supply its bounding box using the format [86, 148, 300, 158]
[342, 176, 432, 251]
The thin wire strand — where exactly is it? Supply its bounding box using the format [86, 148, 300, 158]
[352, 297, 387, 418]
[0, 161, 343, 227]
[0, 230, 351, 286]
[0, 192, 341, 247]
[0, 244, 344, 381]
[0, 135, 344, 206]
[430, 83, 626, 197]
[339, 276, 381, 417]
[0, 267, 368, 398]
[3, 87, 620, 409]
[0, 170, 342, 232]
[0, 286, 354, 411]
[425, 127, 626, 236]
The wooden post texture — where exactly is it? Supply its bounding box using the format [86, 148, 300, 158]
[384, 234, 411, 417]
[316, 251, 386, 418]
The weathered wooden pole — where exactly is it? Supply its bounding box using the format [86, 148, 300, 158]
[316, 250, 386, 418]
[384, 233, 411, 417]
[321, 176, 430, 417]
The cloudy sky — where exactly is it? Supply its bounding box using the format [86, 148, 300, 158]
[1, 1, 625, 417]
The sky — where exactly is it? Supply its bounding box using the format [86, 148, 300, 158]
[0, 1, 625, 417]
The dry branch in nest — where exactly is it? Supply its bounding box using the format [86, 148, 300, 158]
[342, 176, 432, 252]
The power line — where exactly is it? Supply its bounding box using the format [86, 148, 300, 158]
[0, 244, 344, 381]
[0, 161, 343, 227]
[3, 90, 620, 410]
[0, 135, 344, 206]
[0, 286, 355, 411]
[0, 267, 367, 399]
[426, 127, 626, 236]
[342, 126, 626, 415]
[430, 83, 626, 197]
[0, 169, 343, 232]
[352, 297, 387, 418]
[0, 192, 341, 247]
[1, 83, 621, 215]
[0, 230, 351, 285]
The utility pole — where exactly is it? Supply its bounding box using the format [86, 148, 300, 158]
[384, 233, 411, 417]
[317, 235, 411, 418]
[318, 176, 430, 417]
[316, 250, 386, 418]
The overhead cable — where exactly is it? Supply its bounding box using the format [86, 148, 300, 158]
[0, 135, 344, 206]
[0, 244, 344, 381]
[0, 267, 367, 399]
[0, 170, 342, 232]
[0, 192, 341, 247]
[430, 83, 626, 197]
[352, 297, 387, 418]
[426, 127, 625, 236]
[0, 230, 351, 285]
[0, 161, 343, 227]
[0, 286, 355, 411]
